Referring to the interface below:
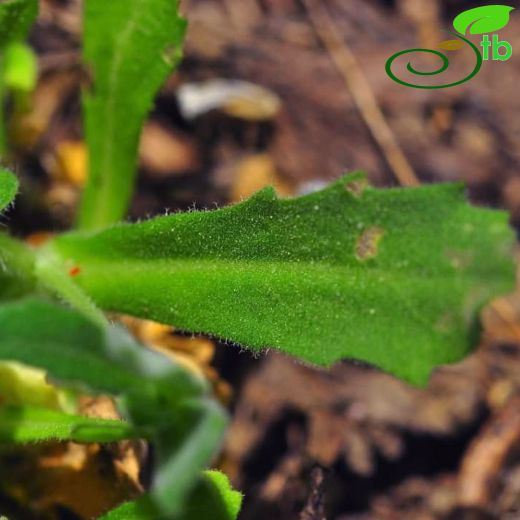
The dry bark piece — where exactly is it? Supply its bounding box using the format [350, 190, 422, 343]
[458, 395, 520, 509]
[299, 467, 326, 520]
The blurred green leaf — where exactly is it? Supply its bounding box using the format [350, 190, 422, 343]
[453, 5, 514, 35]
[0, 169, 17, 210]
[181, 471, 243, 520]
[0, 362, 66, 409]
[78, 0, 186, 230]
[0, 0, 37, 48]
[100, 471, 242, 520]
[51, 173, 515, 385]
[0, 405, 138, 443]
[0, 297, 229, 518]
[3, 42, 37, 92]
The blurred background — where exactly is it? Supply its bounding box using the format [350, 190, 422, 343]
[5, 1, 520, 519]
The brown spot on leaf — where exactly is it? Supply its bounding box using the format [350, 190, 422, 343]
[162, 44, 179, 66]
[355, 227, 384, 261]
[345, 178, 368, 198]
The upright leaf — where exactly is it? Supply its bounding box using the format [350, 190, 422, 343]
[0, 169, 17, 210]
[79, 0, 186, 230]
[49, 173, 515, 385]
[453, 5, 514, 35]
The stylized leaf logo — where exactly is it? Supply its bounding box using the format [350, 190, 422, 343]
[453, 5, 514, 35]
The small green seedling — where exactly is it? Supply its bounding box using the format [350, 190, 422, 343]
[0, 0, 516, 518]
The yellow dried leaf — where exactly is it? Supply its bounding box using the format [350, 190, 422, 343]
[52, 141, 87, 186]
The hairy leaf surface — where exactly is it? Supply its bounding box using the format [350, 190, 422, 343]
[100, 471, 242, 520]
[79, 0, 186, 229]
[183, 470, 243, 520]
[0, 405, 137, 443]
[50, 173, 515, 385]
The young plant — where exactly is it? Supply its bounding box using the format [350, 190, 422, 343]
[0, 295, 238, 519]
[0, 0, 516, 519]
[0, 0, 240, 517]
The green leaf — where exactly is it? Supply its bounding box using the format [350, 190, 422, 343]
[100, 471, 242, 520]
[3, 42, 37, 92]
[182, 471, 243, 520]
[78, 0, 186, 230]
[0, 297, 228, 517]
[0, 169, 17, 211]
[49, 173, 515, 385]
[0, 298, 139, 394]
[0, 405, 138, 443]
[0, 0, 38, 48]
[453, 5, 514, 35]
[35, 243, 107, 326]
[98, 501, 149, 520]
[0, 297, 207, 406]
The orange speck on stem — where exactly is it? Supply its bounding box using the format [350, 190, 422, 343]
[69, 266, 81, 277]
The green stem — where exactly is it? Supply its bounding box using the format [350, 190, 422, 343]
[0, 233, 36, 298]
[35, 243, 107, 327]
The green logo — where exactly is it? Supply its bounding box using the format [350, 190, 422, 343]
[386, 5, 514, 89]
